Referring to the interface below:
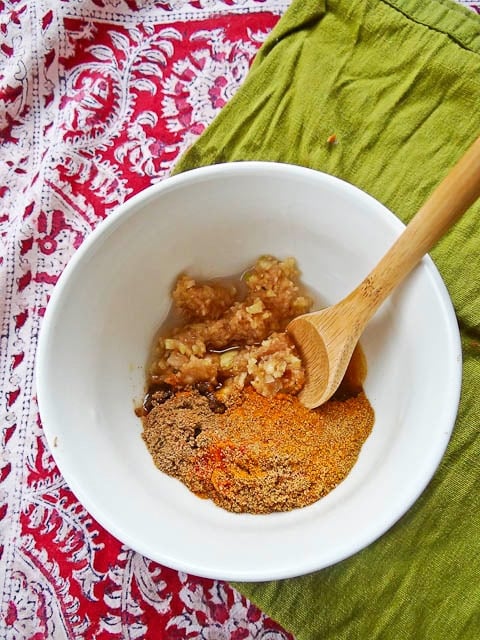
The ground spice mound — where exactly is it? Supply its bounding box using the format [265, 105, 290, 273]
[142, 387, 374, 514]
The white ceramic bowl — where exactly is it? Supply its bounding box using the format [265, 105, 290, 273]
[36, 162, 461, 581]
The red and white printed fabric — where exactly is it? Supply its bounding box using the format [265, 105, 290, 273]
[0, 0, 478, 638]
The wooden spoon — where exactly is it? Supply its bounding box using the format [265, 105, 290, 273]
[287, 136, 480, 409]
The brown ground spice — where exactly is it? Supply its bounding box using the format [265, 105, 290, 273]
[142, 386, 374, 514]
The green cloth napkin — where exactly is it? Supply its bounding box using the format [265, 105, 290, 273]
[174, 0, 480, 637]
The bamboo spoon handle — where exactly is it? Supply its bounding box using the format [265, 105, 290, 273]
[345, 135, 480, 323]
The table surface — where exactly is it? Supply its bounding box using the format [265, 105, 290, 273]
[1, 1, 478, 638]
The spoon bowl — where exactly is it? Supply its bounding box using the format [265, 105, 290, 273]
[288, 299, 362, 408]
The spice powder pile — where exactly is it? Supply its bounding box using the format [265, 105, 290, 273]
[139, 256, 375, 514]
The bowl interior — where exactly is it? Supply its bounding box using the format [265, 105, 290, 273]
[36, 162, 461, 581]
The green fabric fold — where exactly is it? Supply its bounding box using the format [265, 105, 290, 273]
[174, 0, 480, 637]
